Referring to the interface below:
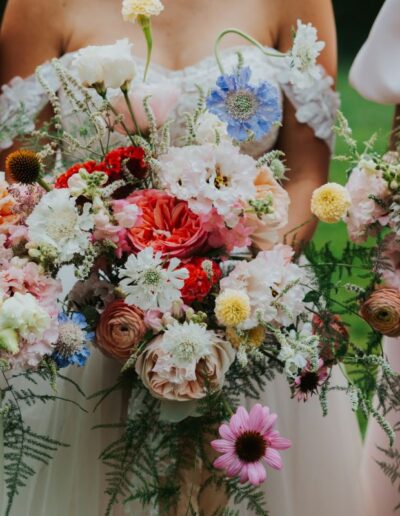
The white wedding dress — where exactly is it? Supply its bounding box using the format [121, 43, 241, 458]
[0, 46, 362, 516]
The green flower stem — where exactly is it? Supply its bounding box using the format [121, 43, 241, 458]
[221, 394, 234, 417]
[121, 87, 142, 137]
[214, 28, 285, 74]
[37, 176, 52, 192]
[138, 15, 153, 82]
[100, 92, 136, 146]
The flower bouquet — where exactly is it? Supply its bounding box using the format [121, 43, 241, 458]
[0, 2, 398, 514]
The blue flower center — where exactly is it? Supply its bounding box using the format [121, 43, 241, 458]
[225, 90, 258, 121]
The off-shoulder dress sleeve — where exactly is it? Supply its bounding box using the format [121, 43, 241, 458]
[350, 0, 400, 104]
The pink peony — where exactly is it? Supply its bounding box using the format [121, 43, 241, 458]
[345, 167, 389, 243]
[211, 404, 291, 485]
[112, 83, 179, 134]
[199, 208, 253, 252]
[125, 189, 209, 258]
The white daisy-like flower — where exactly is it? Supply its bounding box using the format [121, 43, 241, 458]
[284, 20, 325, 89]
[122, 0, 164, 23]
[158, 142, 258, 227]
[26, 189, 94, 263]
[118, 247, 188, 312]
[155, 320, 214, 380]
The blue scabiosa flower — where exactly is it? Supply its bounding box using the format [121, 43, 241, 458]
[206, 66, 281, 142]
[52, 312, 94, 368]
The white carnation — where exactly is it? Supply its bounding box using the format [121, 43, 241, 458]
[27, 189, 94, 262]
[73, 39, 136, 90]
[122, 0, 164, 23]
[0, 293, 51, 339]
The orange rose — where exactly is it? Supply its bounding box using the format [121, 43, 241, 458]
[360, 288, 400, 337]
[96, 300, 147, 361]
[248, 167, 290, 251]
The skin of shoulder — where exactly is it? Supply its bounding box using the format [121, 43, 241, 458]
[0, 0, 69, 83]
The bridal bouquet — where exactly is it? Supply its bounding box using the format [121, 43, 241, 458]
[1, 2, 397, 514]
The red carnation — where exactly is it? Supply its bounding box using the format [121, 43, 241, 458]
[55, 160, 105, 189]
[181, 257, 221, 304]
[104, 146, 148, 181]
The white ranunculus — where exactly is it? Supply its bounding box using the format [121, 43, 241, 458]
[26, 189, 94, 262]
[122, 0, 164, 23]
[73, 39, 136, 90]
[195, 112, 230, 145]
[0, 293, 51, 339]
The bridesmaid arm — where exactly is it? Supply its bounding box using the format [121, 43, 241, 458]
[275, 0, 337, 246]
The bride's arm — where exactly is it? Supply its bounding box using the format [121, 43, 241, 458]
[276, 0, 337, 245]
[0, 0, 66, 174]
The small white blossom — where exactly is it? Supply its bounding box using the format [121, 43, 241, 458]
[122, 0, 164, 23]
[27, 189, 94, 263]
[0, 293, 51, 340]
[195, 112, 230, 145]
[118, 247, 188, 312]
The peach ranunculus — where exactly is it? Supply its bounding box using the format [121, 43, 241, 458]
[95, 299, 147, 361]
[135, 332, 235, 402]
[0, 173, 19, 232]
[360, 287, 400, 337]
[126, 189, 209, 259]
[112, 83, 179, 134]
[248, 167, 290, 251]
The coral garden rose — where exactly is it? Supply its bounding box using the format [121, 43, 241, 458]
[360, 287, 400, 337]
[126, 189, 209, 258]
[96, 299, 146, 361]
[135, 333, 235, 401]
[248, 167, 290, 251]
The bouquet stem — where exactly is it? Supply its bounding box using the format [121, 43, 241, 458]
[37, 176, 52, 192]
[121, 87, 142, 137]
[138, 15, 153, 82]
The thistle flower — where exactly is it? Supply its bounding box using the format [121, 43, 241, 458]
[311, 183, 351, 224]
[215, 289, 251, 327]
[52, 312, 93, 368]
[206, 66, 281, 142]
[360, 288, 400, 337]
[5, 150, 41, 184]
[212, 404, 291, 485]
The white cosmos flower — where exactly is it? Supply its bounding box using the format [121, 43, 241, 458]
[73, 39, 136, 90]
[27, 189, 94, 262]
[0, 292, 51, 339]
[283, 20, 325, 89]
[118, 247, 188, 312]
[153, 320, 214, 381]
[158, 142, 258, 227]
[122, 0, 164, 23]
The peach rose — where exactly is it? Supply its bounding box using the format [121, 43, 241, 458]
[360, 287, 400, 337]
[248, 167, 290, 251]
[135, 334, 235, 402]
[96, 300, 147, 361]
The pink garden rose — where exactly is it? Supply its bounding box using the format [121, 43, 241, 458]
[345, 167, 389, 243]
[112, 83, 179, 134]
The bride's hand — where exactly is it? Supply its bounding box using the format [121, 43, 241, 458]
[111, 83, 180, 135]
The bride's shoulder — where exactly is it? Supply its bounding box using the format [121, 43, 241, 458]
[0, 0, 69, 84]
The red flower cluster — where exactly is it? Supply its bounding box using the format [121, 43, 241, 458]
[54, 146, 147, 189]
[104, 146, 148, 181]
[180, 258, 221, 304]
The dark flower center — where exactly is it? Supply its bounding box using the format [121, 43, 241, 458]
[299, 372, 319, 393]
[235, 431, 267, 463]
[225, 90, 258, 121]
[376, 309, 392, 322]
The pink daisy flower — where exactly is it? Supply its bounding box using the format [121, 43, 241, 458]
[211, 404, 291, 485]
[292, 359, 329, 402]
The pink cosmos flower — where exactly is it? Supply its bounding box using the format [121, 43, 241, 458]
[292, 359, 329, 402]
[211, 404, 291, 485]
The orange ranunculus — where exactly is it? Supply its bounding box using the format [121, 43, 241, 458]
[95, 300, 147, 362]
[0, 176, 19, 231]
[126, 189, 209, 259]
[360, 287, 400, 337]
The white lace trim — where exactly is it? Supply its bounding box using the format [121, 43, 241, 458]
[0, 47, 339, 153]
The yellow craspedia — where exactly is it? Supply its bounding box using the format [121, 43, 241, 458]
[122, 0, 164, 23]
[311, 183, 351, 224]
[215, 289, 251, 327]
[226, 326, 265, 349]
